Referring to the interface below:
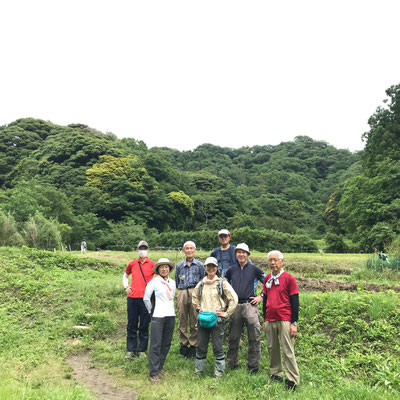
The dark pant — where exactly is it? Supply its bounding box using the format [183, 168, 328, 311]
[195, 318, 226, 375]
[127, 297, 150, 352]
[149, 316, 175, 377]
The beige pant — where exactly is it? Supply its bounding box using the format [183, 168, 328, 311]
[264, 320, 300, 385]
[176, 288, 198, 347]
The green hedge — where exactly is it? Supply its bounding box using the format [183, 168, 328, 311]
[147, 227, 317, 253]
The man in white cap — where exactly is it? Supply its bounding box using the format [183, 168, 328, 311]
[123, 240, 155, 359]
[225, 243, 264, 374]
[210, 229, 237, 277]
[175, 241, 205, 358]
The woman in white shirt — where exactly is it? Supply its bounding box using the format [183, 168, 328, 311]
[144, 258, 176, 383]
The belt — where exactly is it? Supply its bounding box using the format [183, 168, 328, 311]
[238, 299, 251, 304]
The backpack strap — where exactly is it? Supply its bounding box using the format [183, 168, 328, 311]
[199, 281, 204, 299]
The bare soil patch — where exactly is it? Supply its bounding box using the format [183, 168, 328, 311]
[68, 352, 137, 400]
[297, 277, 400, 293]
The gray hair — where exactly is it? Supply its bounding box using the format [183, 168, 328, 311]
[267, 250, 284, 260]
[183, 241, 196, 249]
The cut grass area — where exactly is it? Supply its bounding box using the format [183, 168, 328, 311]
[1, 247, 400, 399]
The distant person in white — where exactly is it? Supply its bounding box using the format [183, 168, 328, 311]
[81, 240, 87, 252]
[144, 258, 176, 383]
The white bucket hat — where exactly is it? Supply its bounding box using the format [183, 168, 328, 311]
[153, 258, 175, 273]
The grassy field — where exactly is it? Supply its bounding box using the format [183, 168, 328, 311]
[1, 247, 399, 399]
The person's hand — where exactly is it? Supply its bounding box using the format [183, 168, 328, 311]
[250, 295, 262, 305]
[216, 310, 226, 317]
[125, 287, 132, 295]
[262, 321, 268, 331]
[290, 323, 297, 337]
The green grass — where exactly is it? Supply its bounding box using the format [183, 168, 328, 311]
[1, 247, 400, 399]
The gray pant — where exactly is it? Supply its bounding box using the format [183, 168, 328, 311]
[227, 303, 261, 370]
[148, 316, 175, 377]
[195, 319, 226, 375]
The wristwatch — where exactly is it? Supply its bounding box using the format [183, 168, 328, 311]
[292, 321, 297, 326]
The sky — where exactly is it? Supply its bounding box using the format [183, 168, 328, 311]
[1, 0, 400, 153]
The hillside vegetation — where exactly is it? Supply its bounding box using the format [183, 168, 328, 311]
[1, 247, 399, 399]
[1, 83, 400, 253]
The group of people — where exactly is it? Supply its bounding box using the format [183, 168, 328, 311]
[122, 230, 300, 391]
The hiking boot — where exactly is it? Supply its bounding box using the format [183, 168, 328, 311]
[124, 351, 136, 359]
[271, 374, 283, 382]
[179, 345, 189, 357]
[285, 378, 297, 391]
[248, 367, 259, 375]
[149, 374, 161, 383]
[137, 352, 147, 359]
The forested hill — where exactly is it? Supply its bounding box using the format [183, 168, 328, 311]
[0, 117, 359, 251]
[0, 84, 398, 253]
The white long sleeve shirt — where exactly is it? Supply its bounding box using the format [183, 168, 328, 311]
[143, 276, 176, 318]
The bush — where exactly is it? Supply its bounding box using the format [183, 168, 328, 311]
[0, 211, 23, 246]
[325, 232, 349, 253]
[147, 227, 318, 253]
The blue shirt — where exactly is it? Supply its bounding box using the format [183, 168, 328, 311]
[210, 245, 237, 277]
[175, 258, 205, 290]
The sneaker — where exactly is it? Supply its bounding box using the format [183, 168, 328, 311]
[149, 374, 161, 383]
[285, 378, 297, 391]
[138, 352, 147, 359]
[124, 351, 135, 359]
[271, 374, 283, 382]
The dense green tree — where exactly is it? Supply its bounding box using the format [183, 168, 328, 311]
[337, 83, 400, 251]
[362, 84, 400, 175]
[0, 117, 367, 250]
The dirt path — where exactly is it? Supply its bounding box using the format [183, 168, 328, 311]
[297, 277, 400, 293]
[68, 352, 137, 400]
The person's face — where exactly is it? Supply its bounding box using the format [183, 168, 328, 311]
[205, 264, 218, 277]
[268, 254, 284, 275]
[158, 264, 170, 278]
[138, 246, 148, 257]
[184, 245, 196, 259]
[236, 249, 249, 264]
[218, 234, 230, 245]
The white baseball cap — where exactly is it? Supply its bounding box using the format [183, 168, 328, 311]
[218, 229, 230, 237]
[235, 243, 250, 255]
[204, 256, 218, 267]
